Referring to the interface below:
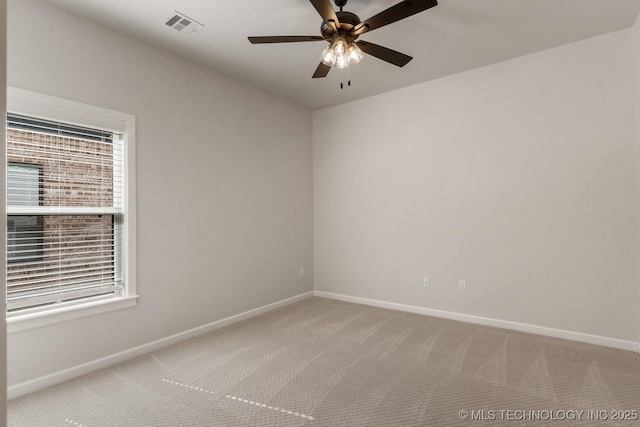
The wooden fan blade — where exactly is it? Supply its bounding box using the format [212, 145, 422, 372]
[353, 0, 437, 35]
[309, 0, 341, 28]
[356, 40, 413, 67]
[312, 62, 331, 78]
[248, 36, 325, 44]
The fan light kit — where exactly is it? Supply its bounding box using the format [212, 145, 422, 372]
[320, 37, 364, 69]
[248, 0, 438, 81]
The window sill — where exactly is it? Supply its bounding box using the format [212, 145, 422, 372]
[7, 295, 138, 335]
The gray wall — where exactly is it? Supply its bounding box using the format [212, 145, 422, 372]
[313, 29, 638, 343]
[7, 0, 314, 387]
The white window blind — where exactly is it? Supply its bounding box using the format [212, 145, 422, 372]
[6, 113, 125, 312]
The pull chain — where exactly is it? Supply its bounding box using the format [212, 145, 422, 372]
[340, 66, 352, 89]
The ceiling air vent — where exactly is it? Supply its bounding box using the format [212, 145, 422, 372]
[165, 11, 204, 35]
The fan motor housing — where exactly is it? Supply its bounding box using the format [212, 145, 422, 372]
[321, 11, 361, 39]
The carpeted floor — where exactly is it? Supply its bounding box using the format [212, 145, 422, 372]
[8, 297, 640, 426]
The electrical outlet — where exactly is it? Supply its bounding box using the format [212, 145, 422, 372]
[459, 280, 467, 292]
[423, 276, 430, 287]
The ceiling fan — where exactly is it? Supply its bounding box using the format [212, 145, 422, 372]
[248, 0, 438, 79]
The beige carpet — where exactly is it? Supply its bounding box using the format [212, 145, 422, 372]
[8, 297, 640, 426]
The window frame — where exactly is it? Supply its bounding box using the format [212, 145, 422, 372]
[6, 87, 137, 334]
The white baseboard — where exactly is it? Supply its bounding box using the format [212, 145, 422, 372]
[8, 291, 314, 400]
[314, 291, 640, 353]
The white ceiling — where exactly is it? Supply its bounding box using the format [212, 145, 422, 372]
[43, 0, 640, 111]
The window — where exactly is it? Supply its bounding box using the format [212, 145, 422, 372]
[6, 88, 136, 330]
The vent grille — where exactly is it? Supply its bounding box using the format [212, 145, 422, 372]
[165, 12, 203, 35]
[165, 15, 182, 27]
